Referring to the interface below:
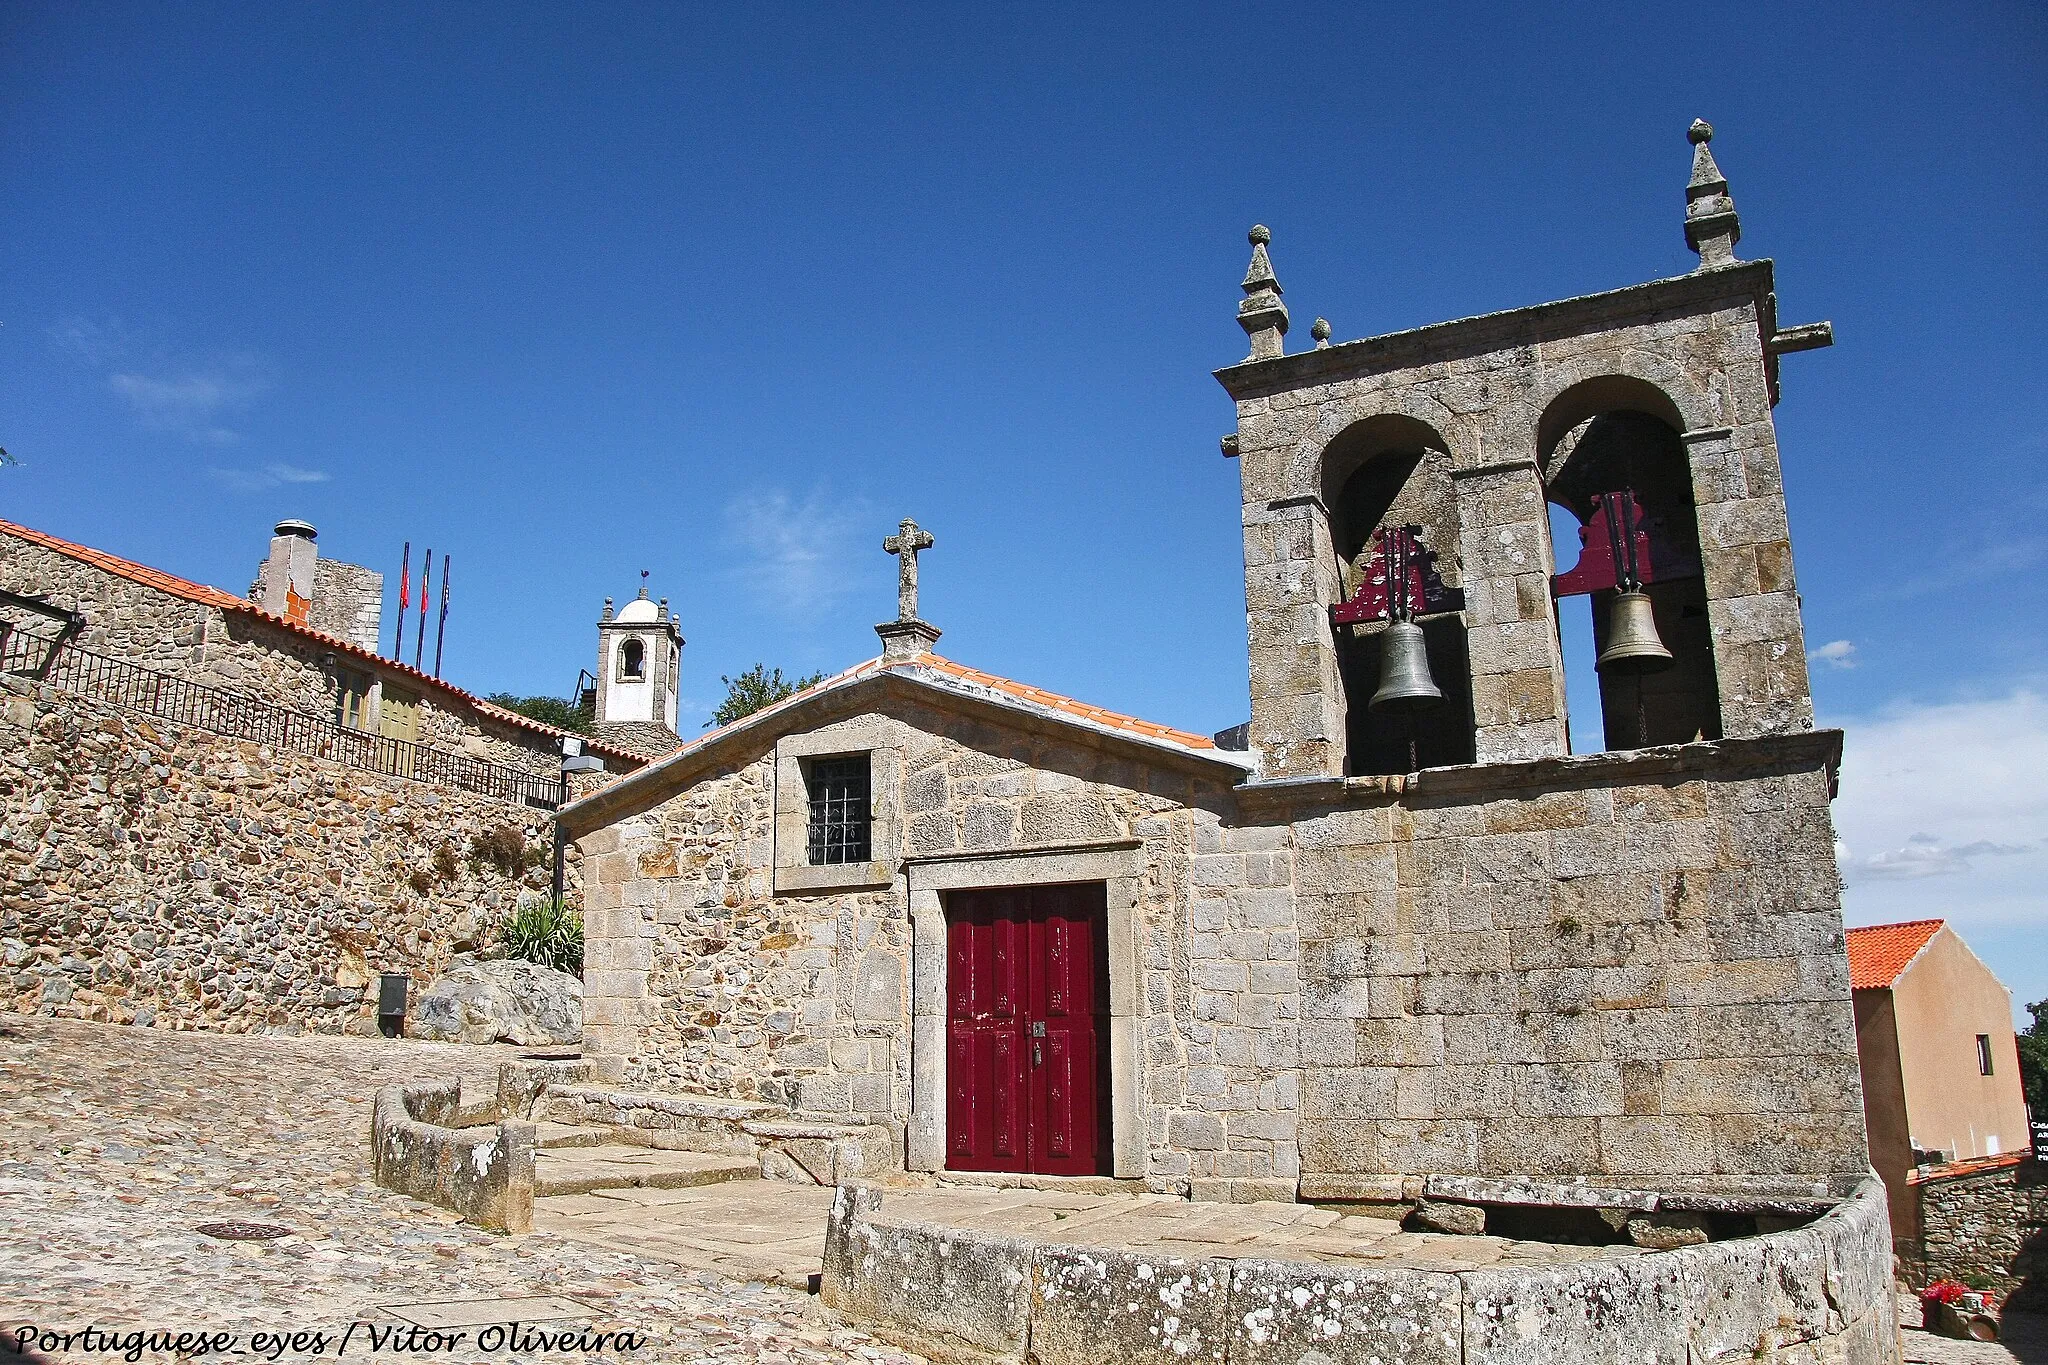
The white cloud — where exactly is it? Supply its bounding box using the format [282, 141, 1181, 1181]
[1808, 639, 1856, 669]
[48, 316, 129, 367]
[1832, 691, 2048, 924]
[721, 487, 873, 618]
[49, 316, 271, 444]
[205, 462, 332, 492]
[111, 359, 269, 444]
[1879, 537, 2048, 601]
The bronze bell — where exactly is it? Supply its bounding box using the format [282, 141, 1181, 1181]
[1369, 619, 1444, 711]
[1596, 589, 1675, 673]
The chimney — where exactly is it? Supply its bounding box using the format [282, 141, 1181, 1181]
[257, 519, 319, 625]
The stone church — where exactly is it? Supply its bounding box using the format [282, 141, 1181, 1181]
[558, 123, 1868, 1207]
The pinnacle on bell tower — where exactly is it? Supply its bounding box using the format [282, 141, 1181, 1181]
[1237, 225, 1290, 361]
[1684, 119, 1742, 269]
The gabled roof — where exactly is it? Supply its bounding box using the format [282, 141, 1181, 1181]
[559, 650, 1250, 833]
[0, 516, 645, 766]
[1845, 919, 1945, 990]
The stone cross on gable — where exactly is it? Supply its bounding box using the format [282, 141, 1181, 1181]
[883, 517, 935, 622]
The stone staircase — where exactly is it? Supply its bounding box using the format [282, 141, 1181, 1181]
[496, 1060, 900, 1200]
[534, 1143, 758, 1197]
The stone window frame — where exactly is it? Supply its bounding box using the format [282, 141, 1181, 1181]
[771, 719, 900, 893]
[903, 840, 1145, 1179]
[617, 636, 645, 682]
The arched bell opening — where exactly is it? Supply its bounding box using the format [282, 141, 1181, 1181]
[1320, 416, 1476, 776]
[1542, 388, 1721, 753]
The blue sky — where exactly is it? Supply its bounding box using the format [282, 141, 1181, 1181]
[3, 3, 2043, 1014]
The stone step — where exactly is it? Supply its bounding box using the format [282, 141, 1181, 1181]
[535, 1145, 759, 1198]
[534, 1121, 615, 1149]
[934, 1169, 1152, 1197]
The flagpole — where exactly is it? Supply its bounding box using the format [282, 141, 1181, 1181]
[414, 550, 431, 670]
[433, 556, 451, 678]
[392, 542, 411, 658]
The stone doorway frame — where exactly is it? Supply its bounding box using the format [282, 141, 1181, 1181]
[905, 840, 1144, 1178]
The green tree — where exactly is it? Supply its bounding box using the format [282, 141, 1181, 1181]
[484, 692, 593, 734]
[707, 663, 824, 728]
[2018, 998, 2047, 1122]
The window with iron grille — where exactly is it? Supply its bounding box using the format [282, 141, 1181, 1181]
[806, 755, 871, 865]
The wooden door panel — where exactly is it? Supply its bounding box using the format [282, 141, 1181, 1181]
[946, 883, 1108, 1176]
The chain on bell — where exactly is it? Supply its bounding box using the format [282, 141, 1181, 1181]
[1596, 589, 1675, 673]
[1368, 619, 1444, 711]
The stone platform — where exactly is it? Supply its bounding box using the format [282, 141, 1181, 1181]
[818, 1179, 1905, 1365]
[532, 1179, 1656, 1290]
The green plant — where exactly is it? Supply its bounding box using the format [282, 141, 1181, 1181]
[499, 895, 583, 977]
[484, 692, 592, 735]
[707, 663, 825, 728]
[2018, 998, 2046, 1121]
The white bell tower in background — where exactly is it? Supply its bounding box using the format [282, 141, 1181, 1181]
[595, 573, 683, 735]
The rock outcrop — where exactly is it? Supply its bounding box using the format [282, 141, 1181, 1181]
[408, 958, 582, 1046]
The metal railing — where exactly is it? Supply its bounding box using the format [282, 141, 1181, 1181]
[0, 623, 563, 810]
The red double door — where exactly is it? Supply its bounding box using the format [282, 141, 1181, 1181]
[945, 883, 1109, 1176]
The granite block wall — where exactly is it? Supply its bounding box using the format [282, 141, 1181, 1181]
[1281, 734, 1866, 1196]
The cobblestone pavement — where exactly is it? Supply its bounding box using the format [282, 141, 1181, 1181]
[7, 1013, 2042, 1364]
[0, 1015, 931, 1365]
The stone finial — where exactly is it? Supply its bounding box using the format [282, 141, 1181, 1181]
[1311, 317, 1332, 349]
[1684, 119, 1741, 269]
[657, 596, 669, 621]
[1237, 225, 1290, 361]
[602, 596, 614, 621]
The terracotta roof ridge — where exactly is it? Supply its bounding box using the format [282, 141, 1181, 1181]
[895, 652, 1220, 751]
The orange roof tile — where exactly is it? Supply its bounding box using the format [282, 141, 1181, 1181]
[0, 516, 647, 766]
[1845, 919, 1945, 990]
[913, 655, 1218, 751]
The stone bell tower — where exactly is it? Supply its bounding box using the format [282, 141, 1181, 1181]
[1218, 120, 1834, 780]
[591, 573, 684, 756]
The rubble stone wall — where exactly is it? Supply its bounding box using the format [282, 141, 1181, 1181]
[0, 675, 577, 1035]
[1913, 1156, 2046, 1304]
[0, 528, 576, 780]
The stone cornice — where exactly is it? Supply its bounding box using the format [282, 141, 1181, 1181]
[1232, 728, 1844, 815]
[1213, 261, 1778, 402]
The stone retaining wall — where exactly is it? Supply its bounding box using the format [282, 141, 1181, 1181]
[0, 676, 579, 1034]
[1911, 1154, 2046, 1305]
[820, 1177, 1902, 1365]
[370, 1079, 535, 1233]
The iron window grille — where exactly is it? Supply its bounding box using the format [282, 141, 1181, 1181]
[805, 755, 872, 865]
